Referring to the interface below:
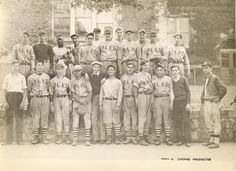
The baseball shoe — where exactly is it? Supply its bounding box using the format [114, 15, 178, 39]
[65, 136, 71, 144]
[165, 139, 173, 146]
[208, 143, 220, 149]
[42, 136, 49, 144]
[85, 139, 91, 146]
[105, 136, 112, 144]
[155, 139, 161, 146]
[144, 136, 154, 144]
[72, 138, 77, 146]
[132, 137, 138, 144]
[123, 137, 132, 144]
[115, 137, 120, 145]
[185, 143, 191, 147]
[139, 137, 148, 146]
[56, 135, 62, 144]
[202, 142, 214, 146]
[32, 136, 40, 144]
[176, 141, 184, 146]
[100, 140, 105, 144]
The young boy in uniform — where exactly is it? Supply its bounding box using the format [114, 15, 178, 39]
[49, 63, 71, 144]
[99, 65, 123, 144]
[71, 65, 92, 146]
[171, 65, 192, 147]
[152, 64, 174, 145]
[133, 60, 153, 146]
[121, 61, 138, 144]
[27, 60, 50, 144]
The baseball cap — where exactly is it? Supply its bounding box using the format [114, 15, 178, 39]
[56, 34, 63, 40]
[115, 27, 123, 32]
[23, 32, 30, 37]
[104, 26, 113, 34]
[126, 61, 135, 67]
[150, 31, 157, 36]
[125, 29, 134, 34]
[55, 62, 64, 69]
[11, 59, 19, 65]
[201, 62, 212, 68]
[91, 61, 103, 66]
[73, 65, 82, 71]
[38, 30, 46, 36]
[173, 33, 182, 39]
[107, 64, 116, 70]
[138, 29, 146, 34]
[70, 33, 79, 38]
[155, 64, 165, 70]
[93, 28, 101, 33]
[86, 32, 94, 37]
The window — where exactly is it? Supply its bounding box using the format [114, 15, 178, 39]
[167, 17, 190, 48]
[221, 53, 230, 68]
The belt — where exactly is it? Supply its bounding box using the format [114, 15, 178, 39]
[154, 94, 170, 98]
[20, 63, 30, 65]
[124, 95, 134, 98]
[81, 62, 92, 65]
[138, 92, 152, 95]
[56, 95, 68, 98]
[32, 95, 48, 98]
[104, 97, 118, 100]
[7, 92, 23, 94]
[171, 61, 183, 64]
[77, 96, 87, 98]
[100, 60, 117, 62]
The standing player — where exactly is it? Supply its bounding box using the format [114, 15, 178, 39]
[120, 29, 140, 74]
[115, 27, 125, 45]
[93, 28, 102, 48]
[167, 33, 190, 77]
[2, 60, 28, 145]
[78, 33, 100, 75]
[142, 31, 166, 76]
[133, 60, 153, 146]
[121, 61, 138, 144]
[99, 65, 123, 144]
[89, 61, 106, 144]
[171, 65, 192, 147]
[71, 65, 92, 146]
[99, 26, 121, 77]
[135, 29, 150, 69]
[69, 33, 80, 64]
[33, 30, 54, 77]
[11, 32, 35, 78]
[152, 64, 174, 145]
[49, 63, 71, 144]
[27, 60, 50, 144]
[201, 62, 227, 148]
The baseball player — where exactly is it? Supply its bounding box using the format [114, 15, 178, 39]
[142, 31, 167, 76]
[135, 29, 150, 69]
[167, 33, 190, 78]
[115, 27, 126, 45]
[69, 33, 80, 64]
[2, 60, 28, 145]
[152, 64, 174, 145]
[11, 32, 35, 78]
[49, 63, 71, 144]
[133, 60, 153, 146]
[98, 26, 121, 77]
[171, 65, 192, 147]
[27, 60, 50, 144]
[53, 34, 73, 79]
[78, 33, 100, 75]
[89, 61, 106, 144]
[121, 61, 138, 144]
[99, 65, 123, 144]
[93, 28, 102, 48]
[120, 29, 141, 74]
[33, 30, 54, 77]
[201, 62, 227, 149]
[71, 65, 92, 146]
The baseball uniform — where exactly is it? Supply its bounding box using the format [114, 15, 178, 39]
[49, 76, 71, 138]
[133, 71, 153, 139]
[99, 77, 123, 144]
[71, 74, 92, 145]
[27, 72, 50, 143]
[121, 73, 138, 143]
[12, 43, 35, 78]
[152, 75, 174, 143]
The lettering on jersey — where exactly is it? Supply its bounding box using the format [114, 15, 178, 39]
[101, 45, 117, 51]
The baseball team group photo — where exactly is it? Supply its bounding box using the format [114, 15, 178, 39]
[0, 0, 235, 158]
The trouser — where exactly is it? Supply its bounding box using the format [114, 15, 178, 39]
[81, 63, 93, 75]
[91, 95, 105, 141]
[204, 101, 221, 144]
[121, 60, 138, 74]
[72, 100, 91, 140]
[19, 64, 31, 78]
[53, 97, 70, 135]
[30, 96, 50, 136]
[169, 62, 184, 77]
[5, 92, 23, 143]
[123, 96, 137, 137]
[103, 99, 121, 137]
[137, 94, 152, 137]
[173, 99, 191, 143]
[153, 96, 171, 139]
[101, 60, 119, 77]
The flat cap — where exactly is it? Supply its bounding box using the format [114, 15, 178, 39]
[38, 30, 46, 36]
[73, 65, 82, 71]
[91, 61, 103, 66]
[201, 62, 212, 68]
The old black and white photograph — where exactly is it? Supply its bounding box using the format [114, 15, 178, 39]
[0, 0, 235, 170]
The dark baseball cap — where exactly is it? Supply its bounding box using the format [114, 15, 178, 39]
[201, 62, 212, 68]
[70, 33, 79, 38]
[138, 29, 146, 34]
[86, 32, 94, 37]
[125, 29, 134, 34]
[38, 30, 46, 36]
[173, 33, 182, 39]
[93, 28, 101, 33]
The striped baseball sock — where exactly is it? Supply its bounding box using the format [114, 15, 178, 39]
[34, 128, 40, 136]
[114, 125, 121, 137]
[132, 130, 136, 137]
[57, 132, 62, 136]
[73, 128, 79, 139]
[155, 127, 161, 138]
[165, 127, 171, 139]
[144, 129, 149, 136]
[126, 130, 131, 137]
[65, 132, 70, 136]
[209, 132, 214, 143]
[85, 129, 90, 141]
[214, 135, 220, 144]
[106, 126, 112, 136]
[41, 128, 48, 136]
